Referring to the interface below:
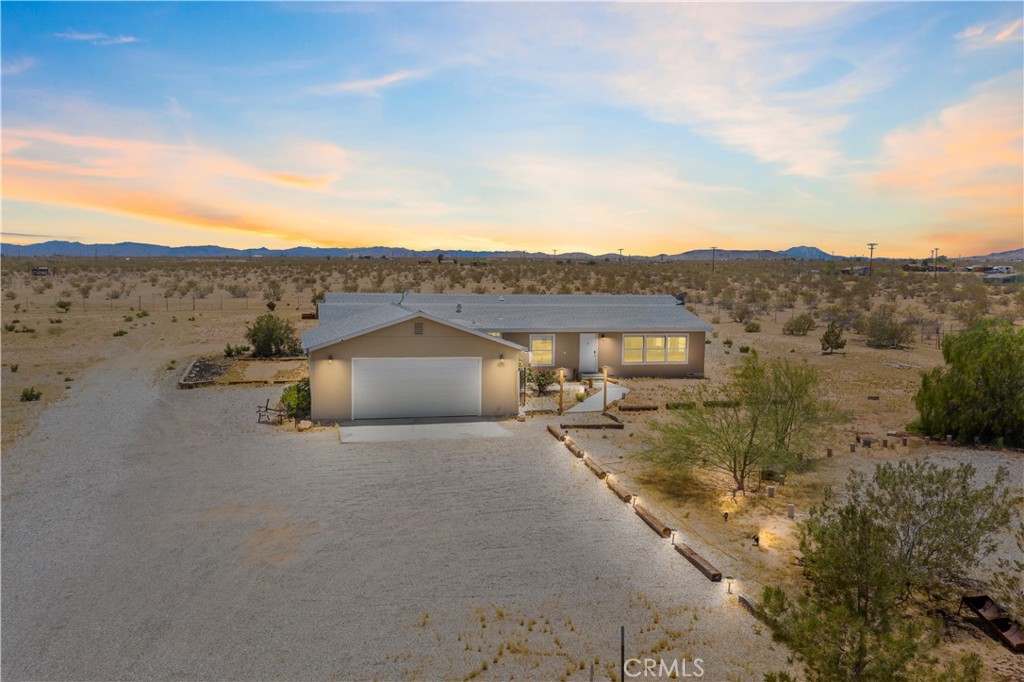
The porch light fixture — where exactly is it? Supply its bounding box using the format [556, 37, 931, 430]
[498, 353, 505, 367]
[328, 354, 333, 364]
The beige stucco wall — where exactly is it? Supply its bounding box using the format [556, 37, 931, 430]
[503, 331, 706, 379]
[308, 317, 524, 422]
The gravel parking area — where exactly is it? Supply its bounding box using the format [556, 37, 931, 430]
[2, 354, 792, 681]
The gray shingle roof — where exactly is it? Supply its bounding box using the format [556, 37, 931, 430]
[301, 304, 413, 350]
[302, 301, 531, 352]
[314, 293, 711, 341]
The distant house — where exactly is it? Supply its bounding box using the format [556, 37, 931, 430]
[983, 273, 1023, 285]
[301, 293, 711, 421]
[30, 266, 51, 276]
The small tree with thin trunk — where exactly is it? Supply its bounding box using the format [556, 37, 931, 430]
[643, 354, 833, 491]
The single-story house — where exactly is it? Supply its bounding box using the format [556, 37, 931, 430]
[301, 293, 712, 421]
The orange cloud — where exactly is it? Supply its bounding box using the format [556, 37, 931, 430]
[3, 128, 338, 190]
[868, 72, 1023, 240]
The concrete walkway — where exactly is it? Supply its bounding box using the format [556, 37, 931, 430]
[566, 382, 630, 413]
[340, 420, 511, 443]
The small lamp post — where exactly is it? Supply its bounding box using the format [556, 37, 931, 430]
[602, 366, 609, 411]
[726, 575, 734, 594]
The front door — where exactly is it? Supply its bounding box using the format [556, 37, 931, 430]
[579, 333, 599, 374]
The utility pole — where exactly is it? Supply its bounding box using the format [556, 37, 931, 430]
[933, 248, 939, 280]
[867, 243, 877, 275]
[710, 246, 719, 273]
[618, 248, 624, 263]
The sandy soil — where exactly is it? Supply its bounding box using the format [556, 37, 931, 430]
[2, 352, 796, 681]
[2, 259, 1022, 680]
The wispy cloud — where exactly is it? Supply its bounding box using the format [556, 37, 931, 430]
[309, 69, 427, 96]
[868, 72, 1023, 239]
[956, 19, 1023, 49]
[450, 3, 886, 177]
[1, 56, 37, 76]
[3, 129, 352, 242]
[54, 29, 139, 46]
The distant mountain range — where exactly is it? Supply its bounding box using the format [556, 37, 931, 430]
[0, 240, 845, 260]
[0, 240, 1019, 261]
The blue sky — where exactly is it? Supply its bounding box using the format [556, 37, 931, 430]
[2, 1, 1022, 257]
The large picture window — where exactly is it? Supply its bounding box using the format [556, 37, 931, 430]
[530, 334, 555, 366]
[623, 335, 688, 364]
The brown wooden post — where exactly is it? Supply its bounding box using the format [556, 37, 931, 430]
[558, 368, 565, 415]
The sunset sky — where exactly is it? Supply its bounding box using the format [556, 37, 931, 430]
[2, 1, 1022, 258]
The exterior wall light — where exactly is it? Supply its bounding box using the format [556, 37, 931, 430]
[498, 353, 505, 367]
[328, 355, 333, 364]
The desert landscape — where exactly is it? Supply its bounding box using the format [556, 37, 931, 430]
[2, 255, 1022, 680]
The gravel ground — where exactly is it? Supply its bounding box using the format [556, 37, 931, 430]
[2, 353, 793, 681]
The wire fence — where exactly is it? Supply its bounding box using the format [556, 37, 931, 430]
[8, 293, 314, 314]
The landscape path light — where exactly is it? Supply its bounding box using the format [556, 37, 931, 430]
[726, 575, 734, 594]
[602, 366, 610, 411]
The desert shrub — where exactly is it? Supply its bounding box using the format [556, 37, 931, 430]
[123, 315, 134, 323]
[226, 283, 250, 299]
[820, 321, 847, 354]
[782, 314, 814, 336]
[913, 319, 1024, 447]
[4, 323, 15, 332]
[575, 391, 586, 402]
[244, 314, 302, 357]
[4, 290, 16, 300]
[113, 329, 127, 337]
[136, 310, 149, 318]
[730, 303, 754, 324]
[20, 387, 41, 402]
[527, 366, 559, 396]
[263, 279, 284, 302]
[744, 322, 761, 333]
[280, 378, 311, 419]
[266, 301, 276, 311]
[11, 363, 19, 372]
[223, 344, 251, 358]
[865, 303, 914, 348]
[739, 345, 751, 353]
[723, 339, 733, 347]
[710, 316, 721, 324]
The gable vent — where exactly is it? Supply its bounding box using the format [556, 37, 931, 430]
[414, 322, 424, 335]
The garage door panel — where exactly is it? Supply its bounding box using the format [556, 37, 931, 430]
[352, 357, 481, 419]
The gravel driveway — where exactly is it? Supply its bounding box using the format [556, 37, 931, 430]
[2, 354, 789, 681]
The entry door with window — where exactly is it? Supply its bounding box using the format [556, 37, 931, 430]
[579, 333, 599, 373]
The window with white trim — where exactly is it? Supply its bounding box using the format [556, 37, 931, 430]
[622, 335, 688, 364]
[530, 334, 555, 366]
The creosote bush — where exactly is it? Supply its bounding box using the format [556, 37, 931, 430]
[20, 387, 42, 402]
[782, 314, 814, 336]
[280, 378, 311, 419]
[244, 314, 302, 357]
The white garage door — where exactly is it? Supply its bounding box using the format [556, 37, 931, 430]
[351, 357, 482, 419]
